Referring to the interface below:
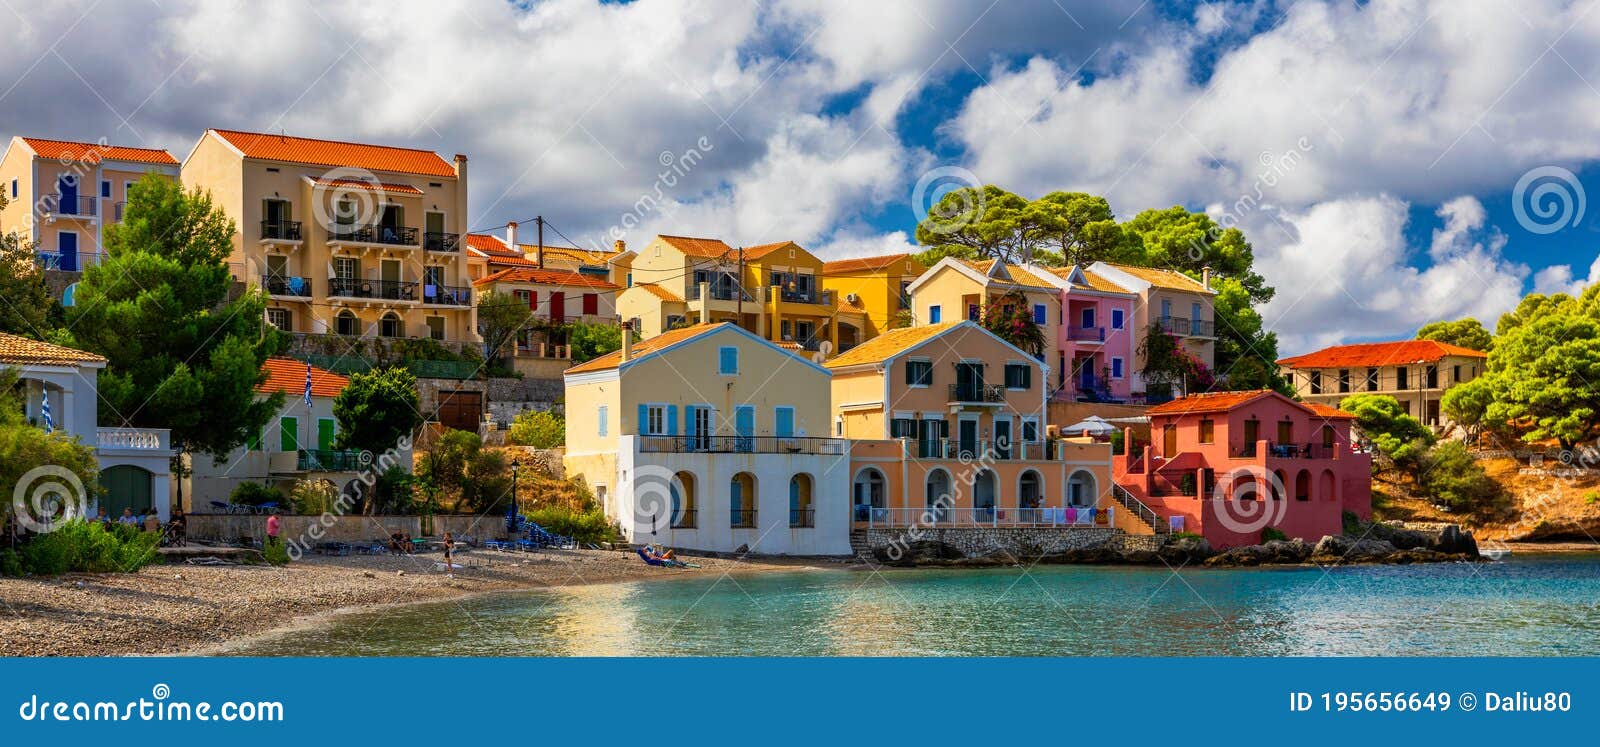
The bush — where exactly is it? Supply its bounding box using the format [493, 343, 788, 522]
[289, 479, 339, 515]
[525, 505, 616, 545]
[262, 537, 290, 566]
[230, 481, 282, 507]
[369, 466, 417, 514]
[1342, 510, 1363, 535]
[1418, 441, 1501, 512]
[11, 520, 160, 576]
[461, 449, 513, 513]
[1261, 526, 1288, 543]
[507, 410, 565, 448]
[1586, 491, 1600, 505]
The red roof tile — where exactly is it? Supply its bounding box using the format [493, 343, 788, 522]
[822, 253, 923, 274]
[21, 137, 177, 166]
[1145, 390, 1274, 416]
[258, 358, 348, 398]
[0, 331, 106, 365]
[212, 129, 457, 177]
[473, 267, 619, 290]
[657, 235, 734, 258]
[1277, 339, 1487, 369]
[1303, 402, 1357, 420]
[743, 241, 797, 260]
[308, 177, 424, 195]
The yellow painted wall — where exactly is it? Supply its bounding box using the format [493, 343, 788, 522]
[821, 257, 923, 338]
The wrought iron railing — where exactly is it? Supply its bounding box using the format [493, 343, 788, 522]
[424, 232, 460, 252]
[262, 275, 312, 297]
[948, 383, 1006, 403]
[422, 283, 471, 306]
[261, 220, 302, 241]
[298, 449, 365, 471]
[1156, 316, 1215, 337]
[43, 195, 96, 216]
[789, 508, 815, 528]
[638, 435, 844, 455]
[730, 508, 757, 528]
[1068, 326, 1105, 341]
[329, 277, 419, 301]
[328, 224, 418, 246]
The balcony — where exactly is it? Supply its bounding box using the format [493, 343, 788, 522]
[687, 283, 751, 302]
[424, 232, 461, 252]
[730, 508, 758, 528]
[948, 383, 1005, 404]
[261, 220, 303, 242]
[1233, 441, 1337, 460]
[329, 278, 419, 301]
[421, 283, 471, 306]
[35, 251, 107, 272]
[42, 195, 96, 217]
[789, 508, 815, 528]
[514, 342, 571, 360]
[638, 435, 845, 455]
[1068, 326, 1106, 342]
[328, 224, 418, 247]
[262, 275, 312, 298]
[1156, 316, 1216, 338]
[913, 438, 1058, 461]
[97, 428, 171, 451]
[297, 449, 365, 472]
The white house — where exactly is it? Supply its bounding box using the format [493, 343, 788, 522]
[1, 331, 175, 519]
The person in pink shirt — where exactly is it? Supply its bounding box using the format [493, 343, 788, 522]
[265, 511, 281, 552]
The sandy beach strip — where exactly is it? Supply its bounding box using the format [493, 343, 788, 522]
[0, 548, 832, 657]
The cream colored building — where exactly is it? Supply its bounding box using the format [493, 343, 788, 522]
[181, 129, 476, 343]
[1277, 339, 1488, 427]
[905, 257, 1060, 364]
[563, 322, 850, 555]
[0, 136, 179, 292]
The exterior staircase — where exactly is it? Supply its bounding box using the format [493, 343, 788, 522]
[1109, 485, 1171, 535]
[848, 527, 876, 563]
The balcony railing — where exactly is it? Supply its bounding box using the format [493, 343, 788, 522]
[671, 509, 696, 529]
[34, 251, 107, 272]
[687, 283, 751, 302]
[262, 275, 312, 297]
[730, 508, 758, 528]
[329, 278, 419, 301]
[1234, 441, 1337, 460]
[298, 449, 365, 471]
[1068, 326, 1106, 342]
[948, 383, 1006, 404]
[328, 224, 418, 246]
[514, 342, 571, 360]
[789, 508, 815, 528]
[912, 438, 1058, 461]
[638, 435, 845, 455]
[422, 283, 471, 306]
[42, 195, 96, 216]
[97, 427, 170, 451]
[261, 220, 303, 241]
[424, 232, 461, 252]
[1156, 316, 1216, 337]
[114, 201, 125, 221]
[855, 506, 1112, 528]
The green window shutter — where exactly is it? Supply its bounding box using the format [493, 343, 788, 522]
[247, 428, 261, 451]
[317, 418, 336, 450]
[280, 417, 299, 452]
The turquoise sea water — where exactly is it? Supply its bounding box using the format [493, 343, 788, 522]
[228, 555, 1600, 656]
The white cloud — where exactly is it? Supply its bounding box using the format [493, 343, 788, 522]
[1532, 254, 1600, 296]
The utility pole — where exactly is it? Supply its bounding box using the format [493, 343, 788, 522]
[736, 245, 745, 324]
[535, 215, 545, 268]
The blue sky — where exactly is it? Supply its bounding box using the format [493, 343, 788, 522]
[3, 0, 1599, 352]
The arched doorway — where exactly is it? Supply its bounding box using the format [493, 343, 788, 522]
[729, 472, 756, 528]
[1295, 470, 1312, 501]
[379, 312, 403, 337]
[1067, 470, 1096, 508]
[1018, 470, 1043, 522]
[1271, 469, 1288, 500]
[925, 468, 952, 523]
[1320, 469, 1337, 502]
[789, 473, 813, 527]
[100, 465, 154, 518]
[852, 467, 886, 521]
[671, 471, 696, 528]
[972, 469, 996, 522]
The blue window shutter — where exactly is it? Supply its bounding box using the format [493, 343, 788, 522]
[598, 406, 608, 437]
[929, 305, 941, 323]
[776, 408, 794, 437]
[666, 405, 678, 436]
[719, 346, 737, 374]
[1033, 304, 1046, 324]
[637, 404, 649, 434]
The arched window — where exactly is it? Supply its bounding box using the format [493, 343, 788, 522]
[1067, 470, 1097, 508]
[730, 472, 756, 528]
[925, 469, 952, 523]
[671, 471, 696, 528]
[972, 469, 996, 522]
[852, 468, 886, 521]
[335, 310, 358, 336]
[789, 474, 813, 527]
[1019, 470, 1043, 522]
[379, 312, 402, 337]
[1320, 469, 1337, 502]
[62, 282, 77, 307]
[1295, 470, 1312, 501]
[1271, 469, 1288, 500]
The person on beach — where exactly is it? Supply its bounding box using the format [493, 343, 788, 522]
[265, 510, 281, 552]
[442, 532, 455, 579]
[169, 508, 186, 547]
[142, 509, 160, 533]
[117, 508, 138, 526]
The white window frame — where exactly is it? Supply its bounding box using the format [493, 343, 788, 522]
[1021, 416, 1041, 442]
[597, 405, 608, 437]
[906, 357, 932, 388]
[646, 404, 667, 436]
[265, 308, 290, 331]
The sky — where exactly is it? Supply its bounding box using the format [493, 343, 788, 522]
[3, 0, 1600, 356]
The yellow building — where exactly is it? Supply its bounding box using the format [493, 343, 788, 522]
[563, 322, 850, 554]
[1086, 261, 1217, 396]
[905, 257, 1060, 362]
[181, 129, 476, 343]
[463, 222, 632, 288]
[820, 252, 925, 340]
[0, 136, 179, 283]
[616, 235, 867, 352]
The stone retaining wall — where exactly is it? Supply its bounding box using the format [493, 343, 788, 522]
[859, 526, 1119, 559]
[186, 513, 513, 546]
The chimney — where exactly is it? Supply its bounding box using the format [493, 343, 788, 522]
[506, 221, 519, 254]
[1201, 265, 1212, 291]
[613, 239, 626, 254]
[620, 321, 634, 363]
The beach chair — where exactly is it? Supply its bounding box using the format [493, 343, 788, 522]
[636, 547, 667, 567]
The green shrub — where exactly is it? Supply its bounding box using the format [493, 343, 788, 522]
[369, 466, 417, 514]
[262, 537, 290, 566]
[1586, 491, 1600, 505]
[1168, 531, 1204, 542]
[0, 549, 23, 577]
[1342, 510, 1363, 535]
[1419, 441, 1502, 512]
[1261, 526, 1288, 543]
[526, 505, 616, 545]
[230, 481, 282, 507]
[289, 479, 339, 515]
[14, 520, 160, 575]
[506, 410, 565, 448]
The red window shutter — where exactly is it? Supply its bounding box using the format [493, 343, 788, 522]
[528, 290, 538, 312]
[583, 292, 598, 315]
[550, 291, 565, 322]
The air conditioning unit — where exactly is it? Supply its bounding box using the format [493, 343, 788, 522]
[846, 293, 860, 304]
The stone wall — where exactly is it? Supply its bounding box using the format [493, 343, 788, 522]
[857, 526, 1119, 559]
[186, 513, 514, 546]
[485, 376, 565, 428]
[416, 377, 487, 420]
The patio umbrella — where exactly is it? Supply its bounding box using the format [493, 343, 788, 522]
[1063, 415, 1117, 437]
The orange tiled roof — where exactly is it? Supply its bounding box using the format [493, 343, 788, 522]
[1276, 339, 1487, 369]
[1145, 390, 1274, 416]
[0, 332, 106, 366]
[211, 129, 457, 177]
[565, 323, 729, 375]
[20, 137, 177, 166]
[743, 241, 798, 260]
[257, 357, 348, 398]
[473, 267, 619, 290]
[823, 321, 963, 368]
[958, 259, 1055, 290]
[542, 246, 621, 266]
[1303, 402, 1357, 420]
[1047, 266, 1131, 294]
[1099, 262, 1210, 293]
[308, 177, 424, 195]
[823, 253, 922, 275]
[635, 283, 685, 302]
[656, 235, 734, 258]
[464, 233, 531, 263]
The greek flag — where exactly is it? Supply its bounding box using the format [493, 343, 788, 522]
[304, 362, 314, 406]
[40, 393, 53, 432]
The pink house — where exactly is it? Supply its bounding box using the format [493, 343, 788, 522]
[1029, 264, 1137, 402]
[1112, 390, 1372, 549]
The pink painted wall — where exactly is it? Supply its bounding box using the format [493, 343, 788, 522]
[1052, 289, 1135, 402]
